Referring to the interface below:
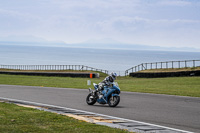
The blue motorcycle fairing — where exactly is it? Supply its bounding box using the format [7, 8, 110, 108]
[111, 93, 119, 97]
[97, 98, 106, 104]
[96, 84, 120, 104]
[111, 85, 121, 94]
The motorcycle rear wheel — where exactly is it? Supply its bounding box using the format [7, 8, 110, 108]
[86, 93, 97, 105]
[108, 96, 120, 107]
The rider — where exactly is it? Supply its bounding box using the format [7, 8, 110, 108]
[98, 72, 117, 92]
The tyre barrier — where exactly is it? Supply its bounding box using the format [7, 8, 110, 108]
[130, 70, 200, 78]
[0, 71, 99, 78]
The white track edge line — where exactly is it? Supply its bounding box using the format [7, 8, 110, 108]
[0, 97, 194, 133]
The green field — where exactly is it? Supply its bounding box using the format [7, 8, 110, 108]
[0, 102, 127, 133]
[0, 73, 199, 132]
[0, 74, 200, 97]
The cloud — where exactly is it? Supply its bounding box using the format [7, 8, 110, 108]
[0, 8, 34, 21]
[0, 0, 199, 48]
[0, 8, 41, 23]
[96, 16, 200, 33]
[158, 0, 192, 6]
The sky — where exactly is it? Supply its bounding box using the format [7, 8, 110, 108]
[0, 0, 200, 49]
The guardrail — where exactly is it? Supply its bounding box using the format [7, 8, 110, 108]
[125, 60, 200, 76]
[0, 65, 109, 74]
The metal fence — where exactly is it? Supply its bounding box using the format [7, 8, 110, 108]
[0, 65, 109, 74]
[1, 60, 200, 77]
[125, 60, 200, 76]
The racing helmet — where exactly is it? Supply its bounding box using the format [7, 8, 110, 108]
[110, 72, 117, 80]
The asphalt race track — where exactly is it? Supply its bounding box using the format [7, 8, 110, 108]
[0, 85, 199, 132]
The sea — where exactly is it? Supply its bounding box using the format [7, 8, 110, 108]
[0, 45, 200, 76]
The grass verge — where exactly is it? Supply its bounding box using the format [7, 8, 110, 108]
[0, 74, 200, 97]
[0, 102, 128, 133]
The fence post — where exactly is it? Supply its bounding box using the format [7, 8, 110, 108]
[185, 61, 187, 68]
[81, 65, 84, 71]
[193, 60, 195, 67]
[141, 64, 143, 70]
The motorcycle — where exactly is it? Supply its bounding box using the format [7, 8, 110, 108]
[86, 82, 120, 107]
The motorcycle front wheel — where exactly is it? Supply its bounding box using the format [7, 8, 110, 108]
[108, 96, 120, 107]
[86, 93, 97, 105]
